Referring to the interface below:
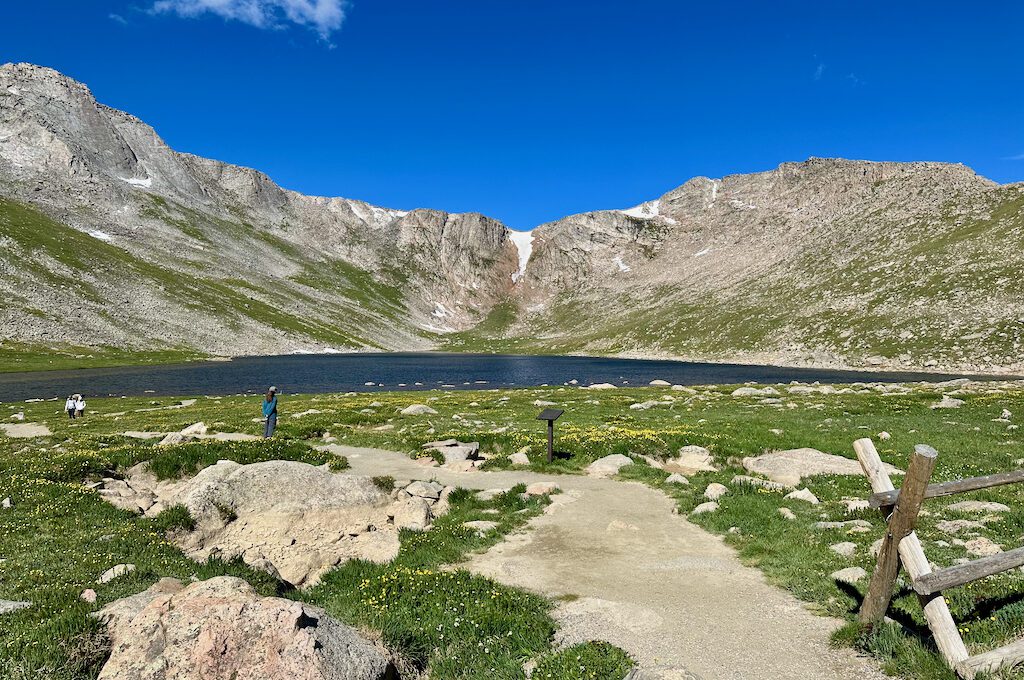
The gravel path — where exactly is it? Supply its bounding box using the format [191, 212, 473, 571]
[335, 445, 888, 680]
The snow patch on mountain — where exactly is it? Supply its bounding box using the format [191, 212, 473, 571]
[508, 230, 534, 283]
[120, 177, 152, 188]
[620, 199, 677, 224]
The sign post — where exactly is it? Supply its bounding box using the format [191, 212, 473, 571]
[535, 408, 564, 463]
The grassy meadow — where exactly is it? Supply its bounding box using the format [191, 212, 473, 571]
[2, 379, 1024, 678]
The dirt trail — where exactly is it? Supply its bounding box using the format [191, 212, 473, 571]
[336, 445, 888, 680]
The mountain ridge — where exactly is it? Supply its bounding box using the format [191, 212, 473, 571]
[3, 62, 1023, 374]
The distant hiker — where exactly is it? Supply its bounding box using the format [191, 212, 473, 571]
[262, 387, 278, 438]
[65, 395, 76, 419]
[74, 395, 86, 418]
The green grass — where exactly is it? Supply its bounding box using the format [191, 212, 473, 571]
[7, 380, 1024, 677]
[300, 486, 566, 677]
[0, 399, 635, 679]
[0, 196, 425, 365]
[532, 642, 635, 680]
[0, 341, 206, 374]
[14, 381, 1022, 678]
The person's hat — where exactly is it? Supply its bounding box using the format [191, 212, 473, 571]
[269, 386, 277, 392]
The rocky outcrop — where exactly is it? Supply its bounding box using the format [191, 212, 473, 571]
[0, 63, 517, 356]
[742, 448, 902, 487]
[96, 576, 395, 680]
[95, 460, 454, 587]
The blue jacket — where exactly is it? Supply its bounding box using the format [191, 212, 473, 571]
[262, 397, 278, 418]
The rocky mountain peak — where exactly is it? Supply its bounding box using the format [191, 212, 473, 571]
[2, 63, 1021, 374]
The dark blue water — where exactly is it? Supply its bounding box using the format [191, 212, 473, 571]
[0, 352, 984, 402]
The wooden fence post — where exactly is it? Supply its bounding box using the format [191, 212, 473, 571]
[859, 444, 937, 624]
[853, 438, 970, 668]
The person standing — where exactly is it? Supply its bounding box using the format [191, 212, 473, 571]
[74, 394, 86, 418]
[262, 387, 278, 438]
[65, 395, 76, 419]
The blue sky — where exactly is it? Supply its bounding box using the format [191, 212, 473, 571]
[2, 1, 1022, 229]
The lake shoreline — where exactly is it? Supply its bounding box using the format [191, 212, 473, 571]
[1, 351, 1018, 403]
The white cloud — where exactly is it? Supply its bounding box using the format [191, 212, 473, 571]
[151, 0, 348, 40]
[109, 13, 129, 24]
[814, 62, 825, 80]
[1007, 153, 1024, 161]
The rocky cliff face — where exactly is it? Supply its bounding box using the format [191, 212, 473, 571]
[499, 159, 1024, 374]
[3, 63, 1023, 373]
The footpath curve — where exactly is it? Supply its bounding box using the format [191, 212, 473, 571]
[335, 444, 888, 680]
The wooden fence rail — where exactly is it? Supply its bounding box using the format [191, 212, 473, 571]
[854, 438, 1024, 679]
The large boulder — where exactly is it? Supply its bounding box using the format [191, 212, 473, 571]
[97, 576, 394, 680]
[163, 460, 400, 587]
[743, 448, 901, 487]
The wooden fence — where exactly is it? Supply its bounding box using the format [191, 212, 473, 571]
[854, 438, 1024, 679]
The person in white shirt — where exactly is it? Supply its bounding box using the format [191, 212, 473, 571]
[74, 395, 86, 418]
[65, 396, 76, 419]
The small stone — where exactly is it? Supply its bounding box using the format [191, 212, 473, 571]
[731, 386, 778, 397]
[665, 445, 717, 474]
[180, 422, 208, 437]
[649, 380, 671, 386]
[664, 473, 689, 485]
[0, 600, 31, 615]
[965, 537, 1002, 557]
[704, 483, 728, 501]
[814, 519, 872, 530]
[691, 502, 718, 515]
[870, 538, 884, 556]
[731, 475, 787, 492]
[830, 542, 857, 557]
[392, 498, 432, 531]
[935, 519, 986, 535]
[785, 488, 819, 505]
[422, 439, 458, 449]
[728, 526, 741, 535]
[80, 589, 97, 603]
[841, 499, 870, 513]
[931, 396, 965, 409]
[463, 520, 499, 534]
[947, 500, 1011, 514]
[525, 482, 559, 497]
[509, 452, 530, 466]
[475, 489, 506, 501]
[98, 563, 136, 584]
[586, 454, 634, 478]
[157, 432, 194, 446]
[831, 567, 867, 585]
[1, 497, 10, 509]
[778, 508, 797, 520]
[405, 481, 443, 500]
[878, 431, 892, 441]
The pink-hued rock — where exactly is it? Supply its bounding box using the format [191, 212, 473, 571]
[97, 576, 393, 680]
